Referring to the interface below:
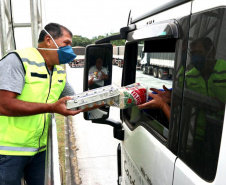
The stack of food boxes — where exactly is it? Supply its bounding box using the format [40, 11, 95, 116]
[66, 83, 147, 110]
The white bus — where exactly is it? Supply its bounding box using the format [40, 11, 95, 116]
[83, 1, 226, 184]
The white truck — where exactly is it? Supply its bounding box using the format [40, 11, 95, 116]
[113, 45, 143, 69]
[140, 51, 175, 79]
[70, 46, 85, 68]
[113, 46, 125, 67]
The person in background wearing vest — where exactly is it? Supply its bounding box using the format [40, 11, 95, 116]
[185, 37, 226, 132]
[0, 23, 102, 185]
[137, 37, 226, 124]
[185, 37, 226, 112]
[185, 37, 226, 176]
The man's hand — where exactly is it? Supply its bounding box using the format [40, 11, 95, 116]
[138, 93, 166, 110]
[150, 85, 172, 104]
[137, 89, 171, 121]
[88, 76, 95, 86]
[100, 71, 108, 80]
[50, 96, 82, 116]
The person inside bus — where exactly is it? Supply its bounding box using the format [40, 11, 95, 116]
[88, 57, 109, 89]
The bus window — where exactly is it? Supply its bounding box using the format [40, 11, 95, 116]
[179, 8, 226, 181]
[124, 39, 176, 140]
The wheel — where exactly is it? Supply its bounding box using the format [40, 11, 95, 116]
[158, 68, 164, 79]
[153, 68, 158, 78]
[142, 66, 146, 74]
[147, 67, 151, 75]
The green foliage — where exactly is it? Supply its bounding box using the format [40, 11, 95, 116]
[111, 39, 125, 46]
[72, 35, 91, 47]
[72, 33, 125, 47]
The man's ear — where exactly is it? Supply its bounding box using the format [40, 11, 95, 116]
[44, 35, 52, 46]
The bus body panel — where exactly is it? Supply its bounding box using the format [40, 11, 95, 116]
[121, 125, 176, 185]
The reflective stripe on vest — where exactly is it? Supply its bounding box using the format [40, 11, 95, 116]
[0, 48, 66, 156]
[185, 59, 226, 101]
[21, 57, 46, 67]
[0, 145, 46, 152]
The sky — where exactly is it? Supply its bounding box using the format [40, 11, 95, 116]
[11, 0, 169, 49]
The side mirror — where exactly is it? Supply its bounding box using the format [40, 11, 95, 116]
[83, 43, 113, 120]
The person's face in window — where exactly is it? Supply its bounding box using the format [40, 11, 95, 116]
[96, 58, 103, 70]
[190, 41, 208, 71]
[190, 42, 206, 57]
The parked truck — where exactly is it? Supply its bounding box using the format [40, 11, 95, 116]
[70, 46, 85, 68]
[140, 51, 175, 79]
[113, 46, 125, 67]
[113, 45, 143, 69]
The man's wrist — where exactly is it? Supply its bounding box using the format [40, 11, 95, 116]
[47, 103, 55, 113]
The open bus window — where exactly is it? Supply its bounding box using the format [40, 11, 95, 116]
[124, 39, 175, 139]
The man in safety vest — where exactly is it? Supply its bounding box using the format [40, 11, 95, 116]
[0, 23, 95, 185]
[185, 37, 226, 137]
[184, 37, 226, 176]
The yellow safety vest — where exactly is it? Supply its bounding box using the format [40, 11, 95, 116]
[185, 59, 226, 139]
[0, 48, 66, 156]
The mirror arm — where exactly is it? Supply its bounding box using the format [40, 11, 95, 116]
[95, 24, 136, 44]
[120, 24, 136, 38]
[92, 118, 124, 141]
[95, 34, 122, 44]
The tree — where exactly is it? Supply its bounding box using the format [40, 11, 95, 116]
[72, 35, 92, 47]
[72, 33, 125, 47]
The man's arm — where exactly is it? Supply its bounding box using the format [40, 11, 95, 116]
[0, 53, 82, 117]
[0, 90, 82, 116]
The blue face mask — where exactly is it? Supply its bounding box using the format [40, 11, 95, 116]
[57, 45, 77, 64]
[38, 29, 76, 64]
[191, 54, 206, 71]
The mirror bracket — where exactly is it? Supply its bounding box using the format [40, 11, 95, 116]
[92, 118, 124, 141]
[95, 24, 136, 44]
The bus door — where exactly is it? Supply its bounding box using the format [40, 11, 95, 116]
[119, 16, 190, 184]
[173, 6, 226, 185]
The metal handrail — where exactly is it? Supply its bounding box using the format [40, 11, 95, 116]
[45, 114, 61, 185]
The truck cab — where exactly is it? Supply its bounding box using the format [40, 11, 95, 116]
[83, 0, 226, 184]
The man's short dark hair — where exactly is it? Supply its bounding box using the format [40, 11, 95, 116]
[191, 37, 215, 54]
[38, 23, 73, 43]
